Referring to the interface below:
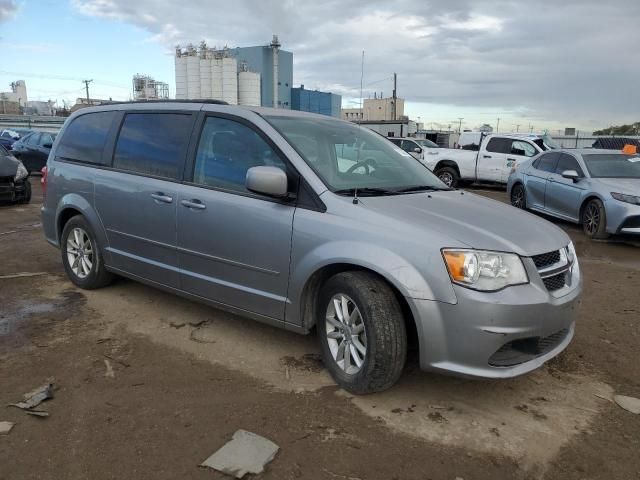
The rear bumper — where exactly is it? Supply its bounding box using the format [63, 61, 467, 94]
[409, 267, 581, 378]
[0, 178, 29, 203]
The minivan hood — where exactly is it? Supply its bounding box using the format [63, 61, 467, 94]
[0, 154, 19, 177]
[594, 177, 640, 194]
[360, 190, 569, 256]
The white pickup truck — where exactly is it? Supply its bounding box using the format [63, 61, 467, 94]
[391, 134, 556, 188]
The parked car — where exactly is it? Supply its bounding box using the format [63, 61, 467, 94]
[42, 102, 581, 393]
[388, 137, 441, 162]
[423, 133, 556, 188]
[508, 149, 640, 239]
[11, 131, 56, 173]
[0, 144, 31, 203]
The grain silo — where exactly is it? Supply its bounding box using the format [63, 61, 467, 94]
[238, 65, 261, 106]
[199, 42, 212, 99]
[174, 47, 188, 99]
[186, 45, 201, 99]
[221, 56, 238, 105]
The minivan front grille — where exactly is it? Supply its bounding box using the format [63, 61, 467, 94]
[543, 272, 567, 291]
[532, 250, 561, 269]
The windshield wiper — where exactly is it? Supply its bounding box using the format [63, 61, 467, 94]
[393, 185, 453, 193]
[333, 187, 399, 196]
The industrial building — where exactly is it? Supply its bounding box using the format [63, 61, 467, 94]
[0, 80, 27, 106]
[132, 74, 169, 100]
[341, 96, 405, 122]
[358, 119, 418, 138]
[174, 36, 292, 108]
[291, 85, 341, 117]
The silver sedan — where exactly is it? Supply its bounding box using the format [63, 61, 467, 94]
[507, 149, 640, 239]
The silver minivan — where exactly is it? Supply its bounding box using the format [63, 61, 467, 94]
[41, 101, 581, 393]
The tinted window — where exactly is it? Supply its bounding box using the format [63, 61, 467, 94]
[401, 140, 418, 152]
[486, 137, 511, 154]
[583, 154, 640, 178]
[26, 133, 41, 146]
[511, 140, 537, 157]
[388, 138, 401, 146]
[534, 152, 559, 173]
[192, 116, 286, 192]
[114, 113, 192, 179]
[58, 111, 116, 164]
[555, 154, 583, 176]
[40, 133, 55, 147]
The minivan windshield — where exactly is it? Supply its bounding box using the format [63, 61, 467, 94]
[266, 115, 449, 195]
[583, 154, 640, 178]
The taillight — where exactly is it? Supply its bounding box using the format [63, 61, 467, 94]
[41, 166, 48, 199]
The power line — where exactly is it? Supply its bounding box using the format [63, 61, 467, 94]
[0, 70, 129, 89]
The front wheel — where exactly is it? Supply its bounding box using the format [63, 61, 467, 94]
[317, 271, 407, 394]
[582, 198, 609, 239]
[435, 166, 459, 188]
[61, 216, 114, 289]
[510, 183, 526, 209]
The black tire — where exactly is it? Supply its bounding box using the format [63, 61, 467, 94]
[582, 198, 609, 239]
[61, 215, 114, 289]
[20, 180, 32, 204]
[317, 271, 407, 394]
[510, 183, 526, 209]
[435, 166, 459, 188]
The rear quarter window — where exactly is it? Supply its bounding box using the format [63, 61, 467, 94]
[57, 111, 117, 164]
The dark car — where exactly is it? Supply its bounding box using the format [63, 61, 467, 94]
[11, 131, 56, 173]
[0, 130, 20, 150]
[0, 144, 31, 203]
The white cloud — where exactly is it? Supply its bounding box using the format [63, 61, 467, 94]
[0, 0, 18, 23]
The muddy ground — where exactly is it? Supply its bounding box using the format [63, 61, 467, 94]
[0, 181, 638, 480]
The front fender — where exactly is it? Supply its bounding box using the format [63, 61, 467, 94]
[285, 240, 457, 326]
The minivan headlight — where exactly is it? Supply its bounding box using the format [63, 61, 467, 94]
[442, 249, 528, 291]
[611, 192, 640, 205]
[14, 162, 28, 182]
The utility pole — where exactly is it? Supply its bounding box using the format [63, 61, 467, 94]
[82, 79, 93, 103]
[516, 124, 520, 133]
[392, 72, 397, 121]
[496, 117, 500, 133]
[457, 117, 464, 134]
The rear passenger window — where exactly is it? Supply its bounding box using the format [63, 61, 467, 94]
[57, 112, 115, 164]
[113, 113, 192, 179]
[192, 116, 285, 192]
[486, 138, 510, 154]
[535, 153, 559, 173]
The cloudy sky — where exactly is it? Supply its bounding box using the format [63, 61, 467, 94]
[1, 0, 639, 132]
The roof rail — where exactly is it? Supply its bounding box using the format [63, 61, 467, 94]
[99, 99, 229, 106]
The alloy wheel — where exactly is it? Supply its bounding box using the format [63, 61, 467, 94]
[511, 186, 525, 208]
[325, 294, 367, 375]
[584, 204, 600, 236]
[66, 227, 93, 279]
[439, 172, 453, 187]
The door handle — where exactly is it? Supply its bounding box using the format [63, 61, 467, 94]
[483, 155, 492, 158]
[151, 192, 173, 203]
[507, 158, 516, 161]
[181, 199, 206, 210]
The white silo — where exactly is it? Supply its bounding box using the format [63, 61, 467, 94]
[186, 54, 201, 99]
[238, 70, 261, 106]
[222, 56, 238, 104]
[199, 56, 212, 99]
[174, 48, 188, 99]
[211, 57, 223, 101]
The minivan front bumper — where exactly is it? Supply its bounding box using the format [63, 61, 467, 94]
[410, 258, 581, 378]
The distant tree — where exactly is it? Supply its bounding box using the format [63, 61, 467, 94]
[594, 122, 640, 135]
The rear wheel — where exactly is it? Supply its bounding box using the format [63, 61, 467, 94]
[435, 166, 459, 188]
[20, 180, 31, 204]
[317, 271, 407, 394]
[582, 198, 609, 239]
[61, 216, 114, 289]
[510, 183, 526, 209]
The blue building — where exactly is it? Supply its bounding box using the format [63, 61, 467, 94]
[233, 42, 293, 109]
[291, 85, 342, 117]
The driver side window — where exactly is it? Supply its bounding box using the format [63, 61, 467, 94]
[511, 140, 536, 157]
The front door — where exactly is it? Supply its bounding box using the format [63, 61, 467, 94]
[177, 114, 295, 320]
[544, 153, 585, 221]
[524, 152, 559, 210]
[95, 111, 195, 288]
[501, 140, 538, 182]
[478, 137, 509, 182]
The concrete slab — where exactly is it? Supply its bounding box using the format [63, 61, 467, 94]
[0, 421, 15, 435]
[200, 430, 279, 478]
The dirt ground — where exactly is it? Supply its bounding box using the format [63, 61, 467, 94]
[1, 180, 639, 480]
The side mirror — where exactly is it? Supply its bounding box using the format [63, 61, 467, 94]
[561, 169, 580, 182]
[413, 147, 422, 154]
[246, 166, 289, 198]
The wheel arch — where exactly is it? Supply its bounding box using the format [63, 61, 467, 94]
[55, 193, 110, 256]
[294, 263, 420, 351]
[579, 194, 605, 223]
[434, 160, 460, 175]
